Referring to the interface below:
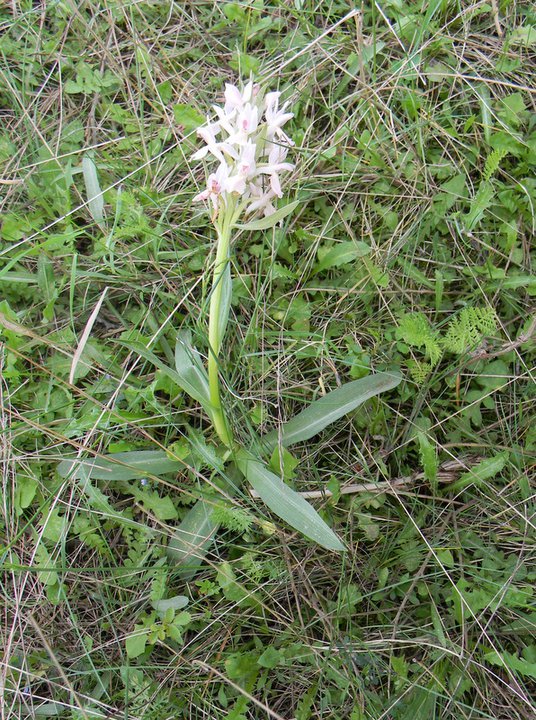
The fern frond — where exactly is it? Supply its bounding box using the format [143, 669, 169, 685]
[442, 307, 497, 355]
[126, 670, 170, 720]
[396, 312, 442, 365]
[483, 148, 507, 182]
[241, 553, 265, 584]
[72, 515, 110, 556]
[149, 566, 168, 603]
[242, 552, 282, 583]
[212, 503, 253, 534]
[123, 526, 158, 569]
[408, 360, 432, 386]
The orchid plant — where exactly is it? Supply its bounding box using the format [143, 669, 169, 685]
[59, 80, 400, 573]
[191, 82, 295, 450]
[161, 81, 400, 566]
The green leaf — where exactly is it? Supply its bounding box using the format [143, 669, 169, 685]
[225, 650, 260, 685]
[484, 650, 536, 680]
[464, 181, 494, 231]
[156, 79, 172, 104]
[41, 509, 67, 543]
[166, 623, 185, 644]
[33, 703, 80, 717]
[216, 561, 258, 606]
[257, 645, 282, 669]
[263, 372, 401, 450]
[235, 449, 345, 551]
[152, 595, 189, 614]
[81, 156, 105, 224]
[173, 610, 192, 626]
[498, 92, 527, 127]
[396, 312, 441, 365]
[125, 628, 149, 659]
[413, 417, 438, 490]
[167, 500, 220, 576]
[187, 426, 225, 473]
[174, 330, 212, 408]
[122, 336, 211, 412]
[64, 79, 82, 94]
[57, 450, 184, 481]
[269, 445, 299, 480]
[450, 452, 508, 492]
[15, 475, 38, 515]
[217, 262, 232, 345]
[419, 436, 437, 485]
[442, 306, 497, 355]
[34, 541, 59, 587]
[295, 682, 319, 720]
[173, 103, 204, 131]
[476, 86, 492, 145]
[313, 241, 370, 274]
[508, 25, 536, 47]
[483, 148, 508, 181]
[230, 49, 259, 76]
[435, 548, 454, 567]
[127, 486, 178, 520]
[236, 200, 299, 231]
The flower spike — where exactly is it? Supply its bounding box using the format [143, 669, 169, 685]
[193, 80, 295, 218]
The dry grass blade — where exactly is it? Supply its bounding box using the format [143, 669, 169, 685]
[69, 287, 108, 385]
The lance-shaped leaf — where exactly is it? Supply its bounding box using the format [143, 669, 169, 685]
[235, 448, 345, 552]
[263, 371, 402, 451]
[167, 463, 244, 577]
[174, 330, 212, 408]
[236, 200, 299, 231]
[123, 336, 212, 414]
[58, 450, 184, 481]
[449, 452, 508, 492]
[216, 262, 232, 348]
[167, 500, 219, 578]
[152, 595, 189, 614]
[313, 241, 370, 275]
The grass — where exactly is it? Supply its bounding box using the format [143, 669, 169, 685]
[1, 1, 535, 719]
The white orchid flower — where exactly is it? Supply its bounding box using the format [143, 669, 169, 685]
[191, 121, 231, 162]
[257, 144, 294, 198]
[225, 142, 257, 195]
[264, 92, 294, 145]
[223, 81, 255, 114]
[246, 181, 277, 216]
[193, 80, 294, 217]
[193, 161, 231, 211]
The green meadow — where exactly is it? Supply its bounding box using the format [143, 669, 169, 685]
[0, 2, 535, 718]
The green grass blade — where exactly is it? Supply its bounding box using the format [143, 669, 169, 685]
[263, 372, 402, 450]
[235, 449, 345, 552]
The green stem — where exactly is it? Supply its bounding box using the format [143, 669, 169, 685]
[208, 220, 233, 447]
